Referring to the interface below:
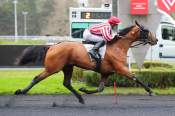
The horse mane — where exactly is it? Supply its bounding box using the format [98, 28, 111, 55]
[118, 25, 135, 36]
[107, 25, 135, 44]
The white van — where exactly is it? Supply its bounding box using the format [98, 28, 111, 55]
[156, 15, 175, 59]
[144, 14, 175, 61]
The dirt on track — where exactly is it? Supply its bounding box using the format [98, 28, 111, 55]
[0, 95, 175, 116]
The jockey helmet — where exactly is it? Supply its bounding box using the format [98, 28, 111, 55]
[108, 16, 121, 26]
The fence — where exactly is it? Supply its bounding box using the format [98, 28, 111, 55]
[0, 36, 82, 67]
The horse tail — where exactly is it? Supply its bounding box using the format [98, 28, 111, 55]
[15, 45, 50, 65]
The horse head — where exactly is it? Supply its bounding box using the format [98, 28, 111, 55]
[109, 21, 158, 47]
[135, 20, 158, 46]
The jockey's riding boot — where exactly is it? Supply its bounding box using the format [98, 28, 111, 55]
[89, 40, 105, 59]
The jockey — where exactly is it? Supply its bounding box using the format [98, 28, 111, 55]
[83, 16, 121, 60]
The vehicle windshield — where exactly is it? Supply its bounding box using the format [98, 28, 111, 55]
[161, 25, 175, 41]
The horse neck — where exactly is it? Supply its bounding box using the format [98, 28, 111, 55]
[109, 26, 139, 53]
[111, 35, 136, 52]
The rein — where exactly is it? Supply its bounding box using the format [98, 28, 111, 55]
[130, 42, 147, 48]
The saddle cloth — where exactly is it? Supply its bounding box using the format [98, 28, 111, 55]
[83, 44, 107, 59]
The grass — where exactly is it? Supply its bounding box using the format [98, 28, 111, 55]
[0, 39, 45, 45]
[0, 69, 175, 95]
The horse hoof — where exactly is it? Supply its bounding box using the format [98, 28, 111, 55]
[149, 92, 156, 96]
[79, 87, 86, 92]
[79, 87, 92, 94]
[15, 89, 25, 95]
[79, 99, 85, 104]
[52, 102, 57, 107]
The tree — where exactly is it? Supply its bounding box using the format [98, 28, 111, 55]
[0, 2, 14, 35]
[0, 0, 78, 36]
[40, 0, 78, 36]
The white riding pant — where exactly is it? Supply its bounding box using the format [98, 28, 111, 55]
[83, 29, 105, 42]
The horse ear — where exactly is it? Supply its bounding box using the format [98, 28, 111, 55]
[135, 20, 140, 27]
[135, 20, 145, 30]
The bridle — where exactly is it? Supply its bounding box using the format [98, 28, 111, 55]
[130, 24, 152, 48]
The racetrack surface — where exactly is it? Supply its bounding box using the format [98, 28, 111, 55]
[0, 95, 175, 116]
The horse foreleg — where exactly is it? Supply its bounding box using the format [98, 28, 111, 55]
[63, 66, 85, 104]
[132, 76, 154, 96]
[113, 64, 154, 96]
[15, 70, 51, 95]
[79, 74, 108, 94]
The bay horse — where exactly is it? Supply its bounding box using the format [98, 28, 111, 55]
[14, 21, 158, 104]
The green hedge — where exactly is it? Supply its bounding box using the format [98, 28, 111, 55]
[72, 62, 175, 88]
[143, 61, 174, 69]
[130, 61, 174, 69]
[83, 70, 175, 88]
[72, 67, 84, 81]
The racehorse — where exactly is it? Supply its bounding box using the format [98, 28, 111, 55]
[14, 21, 158, 104]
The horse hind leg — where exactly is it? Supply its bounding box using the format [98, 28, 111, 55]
[15, 70, 52, 95]
[62, 65, 85, 104]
